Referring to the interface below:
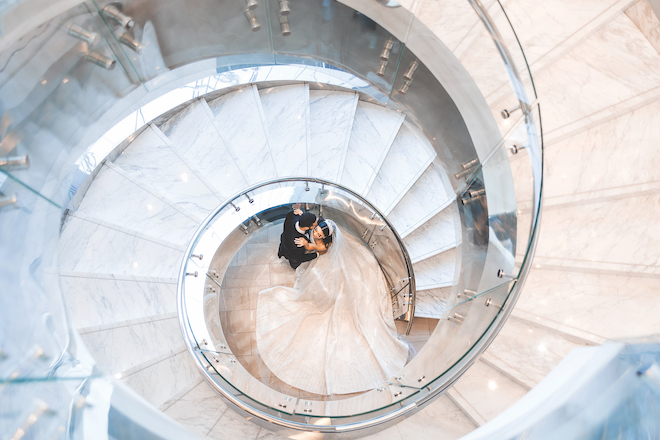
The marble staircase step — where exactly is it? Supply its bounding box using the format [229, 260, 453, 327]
[59, 212, 185, 279]
[162, 379, 266, 439]
[156, 99, 249, 199]
[206, 85, 278, 184]
[481, 318, 587, 391]
[75, 163, 201, 246]
[361, 393, 477, 440]
[113, 125, 222, 220]
[79, 313, 183, 377]
[449, 359, 529, 425]
[413, 286, 451, 319]
[59, 271, 177, 330]
[339, 101, 405, 195]
[388, 157, 454, 237]
[258, 84, 309, 177]
[404, 204, 459, 264]
[119, 346, 201, 409]
[413, 248, 456, 290]
[367, 121, 436, 214]
[308, 89, 358, 183]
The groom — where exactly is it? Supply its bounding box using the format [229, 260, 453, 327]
[278, 208, 318, 269]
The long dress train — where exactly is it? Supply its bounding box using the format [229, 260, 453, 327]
[256, 226, 409, 395]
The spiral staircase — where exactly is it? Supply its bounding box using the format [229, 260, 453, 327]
[4, 0, 660, 438]
[58, 82, 463, 435]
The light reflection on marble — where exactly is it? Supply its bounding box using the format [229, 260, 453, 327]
[340, 101, 405, 195]
[367, 121, 436, 214]
[389, 394, 476, 439]
[485, 318, 584, 386]
[413, 248, 456, 289]
[59, 215, 184, 279]
[121, 350, 200, 409]
[258, 84, 309, 177]
[77, 164, 200, 246]
[414, 286, 451, 320]
[163, 381, 230, 438]
[537, 13, 660, 134]
[404, 204, 458, 263]
[308, 90, 358, 182]
[516, 268, 660, 340]
[388, 158, 453, 236]
[82, 317, 182, 375]
[452, 360, 528, 422]
[114, 125, 222, 219]
[60, 274, 177, 329]
[207, 85, 278, 183]
[157, 99, 249, 199]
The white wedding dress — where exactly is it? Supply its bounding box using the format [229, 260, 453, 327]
[256, 226, 409, 395]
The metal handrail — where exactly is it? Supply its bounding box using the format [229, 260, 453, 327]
[174, 1, 542, 434]
[177, 177, 419, 432]
[190, 175, 416, 328]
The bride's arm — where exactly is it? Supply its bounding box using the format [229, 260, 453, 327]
[294, 237, 327, 252]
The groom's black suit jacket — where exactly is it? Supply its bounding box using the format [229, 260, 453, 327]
[278, 211, 317, 266]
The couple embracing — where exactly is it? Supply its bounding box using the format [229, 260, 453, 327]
[255, 207, 411, 396]
[277, 208, 334, 269]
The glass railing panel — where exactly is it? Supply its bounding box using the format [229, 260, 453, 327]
[0, 2, 141, 204]
[265, 0, 408, 96]
[395, 280, 514, 390]
[0, 171, 72, 383]
[487, 1, 538, 104]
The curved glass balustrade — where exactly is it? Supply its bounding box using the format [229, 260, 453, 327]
[179, 179, 416, 423]
[0, 0, 543, 438]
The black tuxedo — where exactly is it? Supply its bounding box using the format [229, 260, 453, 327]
[278, 211, 317, 269]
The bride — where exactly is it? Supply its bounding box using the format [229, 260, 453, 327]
[256, 216, 410, 395]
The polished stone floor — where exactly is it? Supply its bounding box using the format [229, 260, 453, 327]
[219, 223, 438, 400]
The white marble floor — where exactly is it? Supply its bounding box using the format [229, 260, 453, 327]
[219, 224, 439, 400]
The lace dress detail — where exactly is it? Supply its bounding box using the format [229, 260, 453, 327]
[256, 227, 408, 395]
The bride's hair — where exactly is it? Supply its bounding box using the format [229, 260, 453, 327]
[317, 218, 334, 246]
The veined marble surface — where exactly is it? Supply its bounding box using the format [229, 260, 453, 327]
[114, 125, 222, 220]
[484, 319, 584, 387]
[452, 360, 528, 422]
[537, 12, 660, 134]
[60, 274, 177, 329]
[360, 394, 476, 440]
[81, 316, 182, 375]
[534, 193, 660, 269]
[516, 268, 660, 340]
[404, 204, 458, 263]
[367, 121, 436, 215]
[206, 85, 278, 183]
[121, 349, 200, 409]
[163, 381, 230, 438]
[76, 164, 200, 246]
[308, 90, 358, 182]
[157, 99, 249, 199]
[59, 214, 184, 279]
[503, 0, 621, 66]
[414, 286, 451, 320]
[340, 101, 405, 195]
[522, 98, 660, 204]
[389, 158, 453, 236]
[626, 0, 660, 55]
[414, 248, 457, 289]
[258, 84, 309, 177]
